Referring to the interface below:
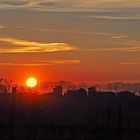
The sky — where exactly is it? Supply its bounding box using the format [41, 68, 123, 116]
[0, 0, 140, 85]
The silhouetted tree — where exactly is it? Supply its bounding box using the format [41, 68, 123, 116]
[65, 88, 87, 97]
[9, 86, 17, 140]
[88, 87, 97, 96]
[78, 88, 87, 96]
[55, 81, 76, 93]
[118, 91, 135, 97]
[0, 78, 12, 94]
[98, 91, 115, 99]
[65, 89, 75, 96]
[53, 85, 63, 96]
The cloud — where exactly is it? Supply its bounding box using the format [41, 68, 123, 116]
[0, 59, 81, 67]
[0, 62, 51, 67]
[111, 36, 128, 39]
[37, 59, 81, 64]
[0, 38, 76, 53]
[83, 46, 140, 53]
[0, 1, 28, 6]
[81, 39, 140, 53]
[88, 15, 140, 20]
[0, 25, 4, 29]
[36, 28, 127, 38]
[120, 62, 140, 65]
[0, 0, 140, 11]
[33, 0, 140, 11]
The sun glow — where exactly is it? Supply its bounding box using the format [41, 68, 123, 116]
[26, 77, 38, 88]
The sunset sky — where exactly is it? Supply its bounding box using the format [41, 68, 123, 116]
[0, 0, 140, 85]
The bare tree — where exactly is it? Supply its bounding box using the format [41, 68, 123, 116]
[0, 78, 13, 94]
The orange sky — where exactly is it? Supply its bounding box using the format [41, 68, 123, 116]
[0, 1, 140, 85]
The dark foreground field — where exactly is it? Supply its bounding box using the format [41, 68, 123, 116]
[0, 93, 140, 140]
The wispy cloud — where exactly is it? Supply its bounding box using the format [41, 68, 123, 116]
[82, 39, 140, 53]
[0, 0, 140, 11]
[111, 36, 128, 39]
[83, 46, 140, 53]
[36, 28, 127, 38]
[37, 59, 81, 64]
[0, 1, 28, 6]
[0, 59, 81, 67]
[0, 38, 76, 53]
[120, 62, 140, 65]
[89, 15, 140, 20]
[0, 62, 51, 67]
[0, 25, 4, 29]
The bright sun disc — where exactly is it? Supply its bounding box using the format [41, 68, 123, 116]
[26, 77, 38, 88]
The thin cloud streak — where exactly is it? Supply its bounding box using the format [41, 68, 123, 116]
[0, 37, 139, 54]
[89, 15, 140, 20]
[82, 46, 140, 53]
[0, 63, 51, 67]
[0, 59, 81, 67]
[82, 39, 140, 53]
[111, 36, 128, 39]
[0, 25, 4, 29]
[46, 59, 81, 64]
[0, 0, 140, 11]
[36, 28, 127, 38]
[35, 59, 81, 64]
[0, 38, 76, 53]
[120, 62, 140, 65]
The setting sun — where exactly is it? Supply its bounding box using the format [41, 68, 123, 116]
[26, 77, 38, 88]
